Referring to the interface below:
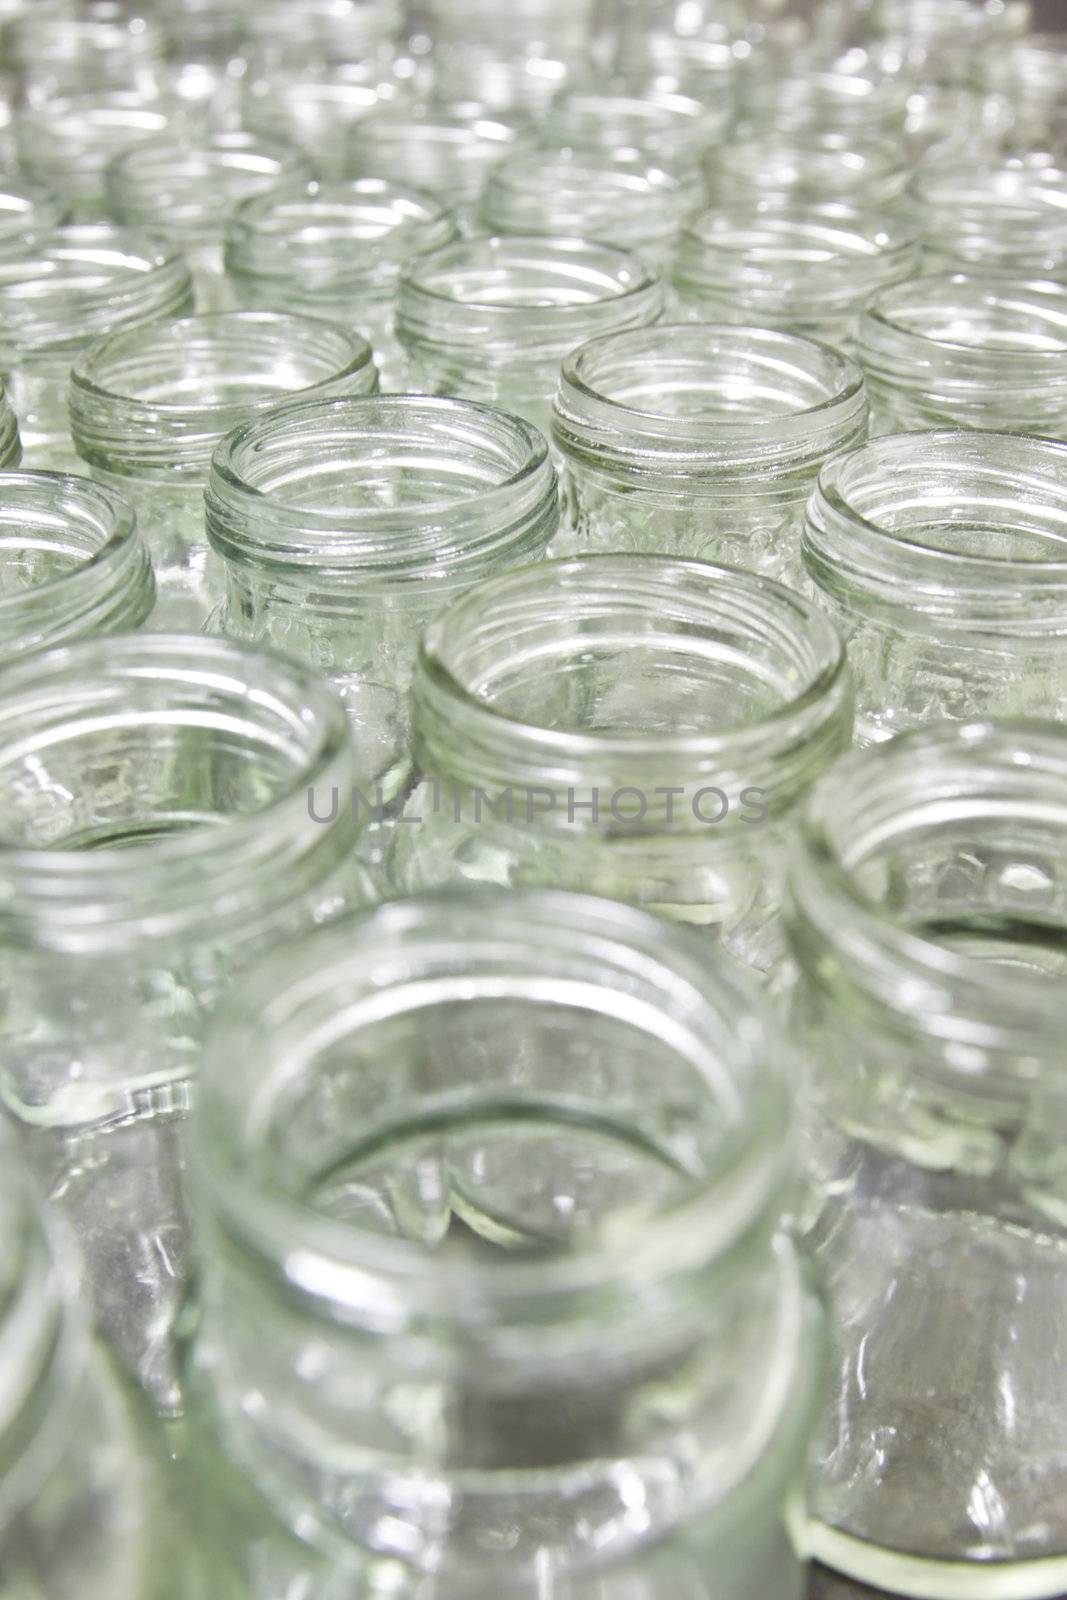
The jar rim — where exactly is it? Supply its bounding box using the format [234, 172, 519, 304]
[0, 469, 140, 602]
[399, 233, 661, 313]
[862, 271, 1067, 358]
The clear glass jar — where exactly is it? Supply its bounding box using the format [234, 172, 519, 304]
[553, 323, 867, 584]
[867, 0, 1030, 85]
[804, 430, 1067, 743]
[673, 204, 920, 349]
[0, 1126, 197, 1600]
[14, 90, 188, 222]
[396, 234, 664, 435]
[347, 110, 521, 229]
[786, 718, 1067, 1597]
[241, 0, 404, 74]
[539, 86, 732, 167]
[0, 632, 368, 1410]
[6, 6, 169, 104]
[903, 156, 1067, 278]
[0, 470, 155, 658]
[0, 224, 194, 469]
[205, 394, 559, 797]
[425, 0, 597, 115]
[189, 888, 824, 1599]
[858, 273, 1067, 437]
[480, 146, 705, 266]
[0, 177, 66, 259]
[105, 133, 315, 312]
[68, 311, 378, 630]
[392, 554, 852, 978]
[974, 31, 1067, 153]
[703, 131, 913, 210]
[240, 63, 411, 178]
[225, 177, 459, 387]
[735, 67, 910, 142]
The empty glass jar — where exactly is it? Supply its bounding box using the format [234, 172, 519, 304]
[426, 0, 597, 115]
[0, 225, 194, 468]
[347, 111, 521, 229]
[396, 233, 664, 435]
[903, 157, 1067, 278]
[787, 718, 1067, 1598]
[0, 470, 154, 658]
[703, 132, 913, 211]
[540, 86, 731, 168]
[392, 554, 852, 978]
[69, 311, 377, 629]
[105, 133, 315, 311]
[480, 146, 705, 265]
[858, 273, 1067, 437]
[189, 888, 824, 1599]
[6, 6, 169, 104]
[225, 177, 459, 386]
[0, 176, 66, 258]
[240, 63, 410, 176]
[205, 394, 559, 796]
[15, 90, 187, 222]
[735, 68, 910, 143]
[0, 632, 368, 1409]
[552, 323, 867, 582]
[804, 430, 1067, 742]
[672, 205, 921, 348]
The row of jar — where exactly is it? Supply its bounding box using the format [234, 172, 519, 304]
[2, 636, 1064, 1599]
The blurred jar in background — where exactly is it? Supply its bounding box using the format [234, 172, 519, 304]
[858, 272, 1067, 435]
[188, 888, 824, 1599]
[804, 430, 1067, 742]
[787, 718, 1067, 1596]
[552, 322, 867, 584]
[15, 89, 189, 222]
[240, 63, 411, 177]
[396, 234, 664, 436]
[864, 0, 1031, 87]
[424, 0, 598, 116]
[241, 0, 405, 76]
[904, 155, 1067, 277]
[393, 555, 852, 978]
[0, 471, 157, 660]
[704, 129, 914, 209]
[205, 394, 559, 799]
[0, 633, 369, 1413]
[5, 4, 169, 104]
[480, 145, 704, 266]
[673, 205, 920, 348]
[347, 109, 522, 231]
[226, 177, 458, 386]
[539, 83, 732, 169]
[735, 66, 911, 143]
[974, 31, 1067, 153]
[0, 225, 193, 468]
[0, 177, 66, 258]
[105, 132, 314, 311]
[68, 311, 378, 628]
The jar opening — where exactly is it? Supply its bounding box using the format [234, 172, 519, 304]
[868, 273, 1067, 355]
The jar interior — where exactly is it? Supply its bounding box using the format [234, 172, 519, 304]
[0, 483, 122, 596]
[684, 212, 904, 267]
[876, 279, 1067, 352]
[409, 241, 649, 309]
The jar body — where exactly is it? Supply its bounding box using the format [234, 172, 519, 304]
[787, 723, 1067, 1595]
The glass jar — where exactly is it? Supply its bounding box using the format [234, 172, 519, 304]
[0, 1126, 198, 1600]
[6, 6, 169, 104]
[480, 146, 705, 266]
[189, 888, 824, 1600]
[205, 394, 559, 797]
[0, 225, 194, 469]
[867, 0, 1030, 86]
[0, 632, 368, 1411]
[903, 157, 1067, 278]
[735, 68, 910, 143]
[68, 311, 378, 630]
[0, 470, 154, 658]
[392, 554, 852, 978]
[347, 111, 521, 230]
[0, 177, 66, 259]
[241, 0, 404, 74]
[425, 0, 597, 115]
[858, 273, 1067, 437]
[786, 717, 1067, 1597]
[673, 205, 920, 349]
[240, 63, 411, 178]
[225, 177, 458, 387]
[396, 234, 664, 436]
[552, 323, 867, 584]
[14, 90, 188, 222]
[804, 430, 1067, 743]
[703, 131, 913, 210]
[539, 86, 731, 168]
[105, 133, 315, 312]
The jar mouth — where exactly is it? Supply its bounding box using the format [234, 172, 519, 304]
[705, 133, 910, 203]
[0, 633, 359, 951]
[414, 555, 851, 808]
[397, 234, 663, 356]
[790, 719, 1067, 1063]
[105, 133, 313, 232]
[0, 225, 194, 356]
[482, 148, 703, 233]
[543, 88, 730, 155]
[69, 313, 378, 480]
[863, 272, 1067, 359]
[206, 394, 558, 579]
[196, 889, 793, 1320]
[675, 204, 919, 298]
[0, 470, 150, 623]
[553, 322, 866, 481]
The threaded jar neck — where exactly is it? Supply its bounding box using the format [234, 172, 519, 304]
[207, 394, 557, 592]
[903, 159, 1067, 276]
[347, 113, 521, 204]
[413, 554, 852, 817]
[0, 472, 154, 654]
[480, 148, 704, 254]
[704, 132, 912, 209]
[397, 234, 664, 370]
[69, 312, 378, 483]
[858, 273, 1067, 426]
[787, 719, 1067, 1077]
[673, 205, 920, 332]
[105, 134, 314, 247]
[0, 180, 66, 260]
[0, 634, 361, 954]
[0, 225, 194, 360]
[553, 322, 867, 494]
[225, 178, 458, 305]
[805, 430, 1067, 634]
